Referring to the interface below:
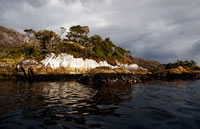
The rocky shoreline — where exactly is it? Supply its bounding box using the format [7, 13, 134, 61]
[0, 61, 200, 86]
[78, 72, 200, 86]
[1, 69, 200, 86]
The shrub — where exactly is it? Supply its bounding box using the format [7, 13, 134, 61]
[166, 60, 198, 69]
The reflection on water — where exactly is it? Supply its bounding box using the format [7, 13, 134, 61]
[0, 80, 200, 129]
[40, 82, 96, 109]
[0, 81, 132, 129]
[135, 79, 186, 87]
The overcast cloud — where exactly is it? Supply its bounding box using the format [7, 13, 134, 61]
[0, 0, 200, 64]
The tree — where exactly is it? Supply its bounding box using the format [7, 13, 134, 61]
[80, 26, 89, 36]
[24, 29, 37, 49]
[165, 60, 198, 69]
[105, 37, 111, 42]
[66, 32, 72, 40]
[59, 27, 66, 36]
[66, 25, 90, 44]
[33, 30, 60, 51]
[24, 29, 35, 39]
[90, 35, 103, 42]
[69, 25, 90, 36]
[70, 25, 81, 34]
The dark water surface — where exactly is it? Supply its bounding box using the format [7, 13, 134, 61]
[1, 80, 200, 129]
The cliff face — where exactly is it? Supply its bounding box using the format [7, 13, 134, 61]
[131, 56, 160, 69]
[0, 25, 36, 45]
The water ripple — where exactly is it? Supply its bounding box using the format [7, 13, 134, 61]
[0, 80, 200, 129]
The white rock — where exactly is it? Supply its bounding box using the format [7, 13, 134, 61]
[41, 53, 140, 71]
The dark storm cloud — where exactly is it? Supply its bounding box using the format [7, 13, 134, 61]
[94, 0, 200, 64]
[190, 42, 200, 55]
[187, 41, 200, 62]
[0, 0, 200, 64]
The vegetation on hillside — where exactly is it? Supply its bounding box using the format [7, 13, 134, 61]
[150, 60, 200, 73]
[1, 25, 199, 72]
[165, 60, 200, 70]
[0, 25, 133, 65]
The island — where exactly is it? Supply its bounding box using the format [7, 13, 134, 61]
[0, 25, 200, 85]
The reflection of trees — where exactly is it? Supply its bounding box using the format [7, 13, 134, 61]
[93, 85, 133, 105]
[32, 82, 133, 126]
[0, 81, 133, 127]
[41, 81, 96, 108]
[37, 82, 133, 116]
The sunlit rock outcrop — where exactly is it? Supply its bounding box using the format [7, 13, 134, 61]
[40, 53, 140, 73]
[89, 67, 116, 74]
[15, 53, 144, 76]
[0, 62, 14, 75]
[120, 64, 139, 71]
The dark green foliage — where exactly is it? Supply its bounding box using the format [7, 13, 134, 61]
[24, 29, 34, 34]
[149, 60, 200, 73]
[90, 35, 103, 41]
[66, 25, 90, 44]
[114, 47, 126, 58]
[65, 26, 132, 64]
[23, 47, 34, 56]
[70, 25, 82, 34]
[166, 60, 198, 69]
[59, 27, 66, 36]
[65, 26, 132, 63]
[52, 42, 92, 59]
[90, 35, 132, 64]
[69, 25, 89, 35]
[92, 35, 113, 57]
[1, 25, 135, 65]
[33, 30, 61, 51]
[2, 43, 44, 61]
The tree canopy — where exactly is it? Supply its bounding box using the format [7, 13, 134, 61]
[166, 60, 197, 69]
[33, 30, 60, 51]
[69, 25, 89, 36]
[21, 25, 133, 65]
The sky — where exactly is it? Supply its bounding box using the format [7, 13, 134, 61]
[0, 0, 200, 64]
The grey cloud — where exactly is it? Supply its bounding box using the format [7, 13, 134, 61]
[26, 0, 49, 8]
[0, 0, 49, 8]
[190, 42, 200, 55]
[0, 0, 200, 64]
[59, 0, 108, 5]
[186, 41, 200, 63]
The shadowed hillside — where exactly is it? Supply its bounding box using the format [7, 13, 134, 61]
[131, 56, 160, 69]
[0, 25, 37, 45]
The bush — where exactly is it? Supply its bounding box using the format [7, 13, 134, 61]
[3, 43, 43, 61]
[166, 60, 198, 69]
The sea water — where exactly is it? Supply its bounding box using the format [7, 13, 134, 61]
[0, 80, 200, 129]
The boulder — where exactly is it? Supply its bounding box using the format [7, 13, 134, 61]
[130, 67, 148, 74]
[0, 62, 14, 75]
[79, 73, 141, 86]
[168, 66, 189, 74]
[89, 66, 115, 74]
[0, 62, 15, 80]
[16, 60, 41, 77]
[113, 67, 130, 73]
